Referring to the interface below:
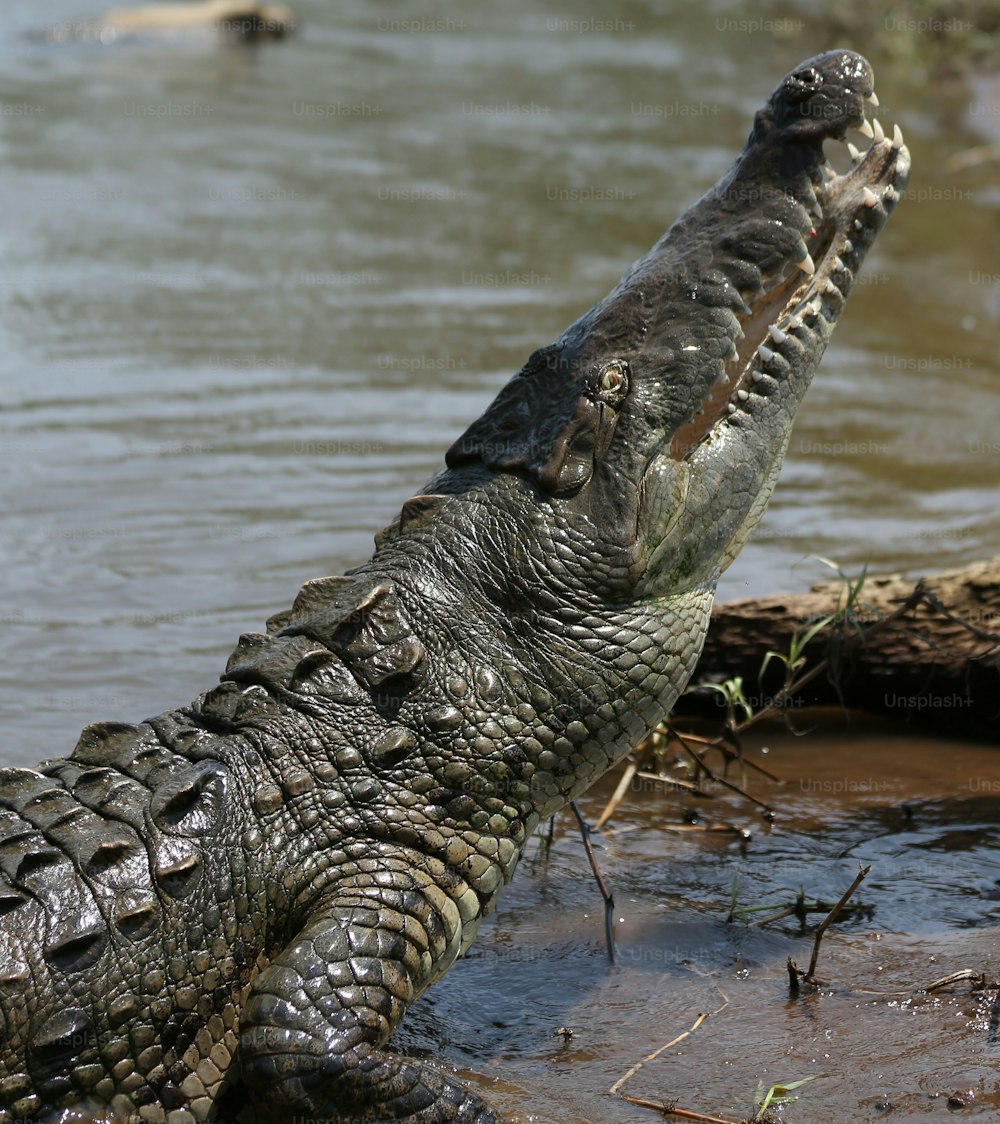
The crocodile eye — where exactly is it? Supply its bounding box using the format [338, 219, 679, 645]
[597, 361, 628, 395]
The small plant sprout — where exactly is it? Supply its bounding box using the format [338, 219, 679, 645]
[753, 1074, 819, 1119]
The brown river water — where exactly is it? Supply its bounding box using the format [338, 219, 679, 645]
[1, 1, 999, 1120]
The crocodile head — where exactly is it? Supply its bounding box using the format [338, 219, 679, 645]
[443, 49, 910, 604]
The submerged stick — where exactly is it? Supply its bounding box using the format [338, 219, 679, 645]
[570, 801, 616, 963]
[805, 864, 871, 983]
[788, 864, 872, 991]
[619, 1095, 738, 1123]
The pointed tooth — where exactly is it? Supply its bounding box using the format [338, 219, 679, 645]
[891, 123, 904, 149]
[872, 118, 885, 144]
[856, 118, 874, 140]
[863, 186, 878, 208]
[768, 325, 787, 345]
[750, 369, 764, 383]
[786, 314, 802, 330]
[823, 163, 837, 182]
[796, 251, 816, 276]
[847, 142, 862, 162]
[758, 344, 774, 363]
[842, 239, 853, 254]
[866, 92, 879, 108]
[885, 185, 898, 203]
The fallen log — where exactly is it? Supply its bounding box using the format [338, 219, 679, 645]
[682, 556, 1000, 741]
[100, 1, 296, 39]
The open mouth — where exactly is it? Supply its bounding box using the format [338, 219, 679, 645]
[670, 94, 910, 461]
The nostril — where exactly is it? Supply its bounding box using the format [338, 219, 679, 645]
[783, 66, 824, 106]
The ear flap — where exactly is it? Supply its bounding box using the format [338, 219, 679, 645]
[446, 349, 629, 496]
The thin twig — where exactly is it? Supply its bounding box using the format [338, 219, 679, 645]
[610, 992, 729, 1096]
[610, 1014, 708, 1095]
[804, 864, 871, 983]
[634, 769, 703, 793]
[676, 731, 783, 782]
[670, 728, 774, 815]
[570, 801, 616, 963]
[752, 905, 798, 927]
[852, 969, 1000, 999]
[924, 969, 987, 993]
[745, 896, 868, 928]
[596, 757, 642, 830]
[619, 1095, 738, 1123]
[602, 821, 748, 838]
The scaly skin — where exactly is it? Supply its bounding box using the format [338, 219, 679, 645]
[0, 52, 908, 1123]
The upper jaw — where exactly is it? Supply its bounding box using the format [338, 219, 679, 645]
[665, 61, 911, 464]
[630, 54, 910, 593]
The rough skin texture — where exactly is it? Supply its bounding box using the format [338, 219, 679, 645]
[0, 52, 909, 1124]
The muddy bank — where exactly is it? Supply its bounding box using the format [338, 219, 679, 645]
[409, 713, 1000, 1121]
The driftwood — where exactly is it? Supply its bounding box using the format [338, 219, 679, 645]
[682, 556, 1000, 740]
[100, 1, 296, 38]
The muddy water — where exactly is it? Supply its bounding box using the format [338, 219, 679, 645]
[0, 1, 998, 1120]
[418, 715, 1000, 1122]
[2, 0, 998, 748]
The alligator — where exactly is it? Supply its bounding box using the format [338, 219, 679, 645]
[0, 50, 908, 1124]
